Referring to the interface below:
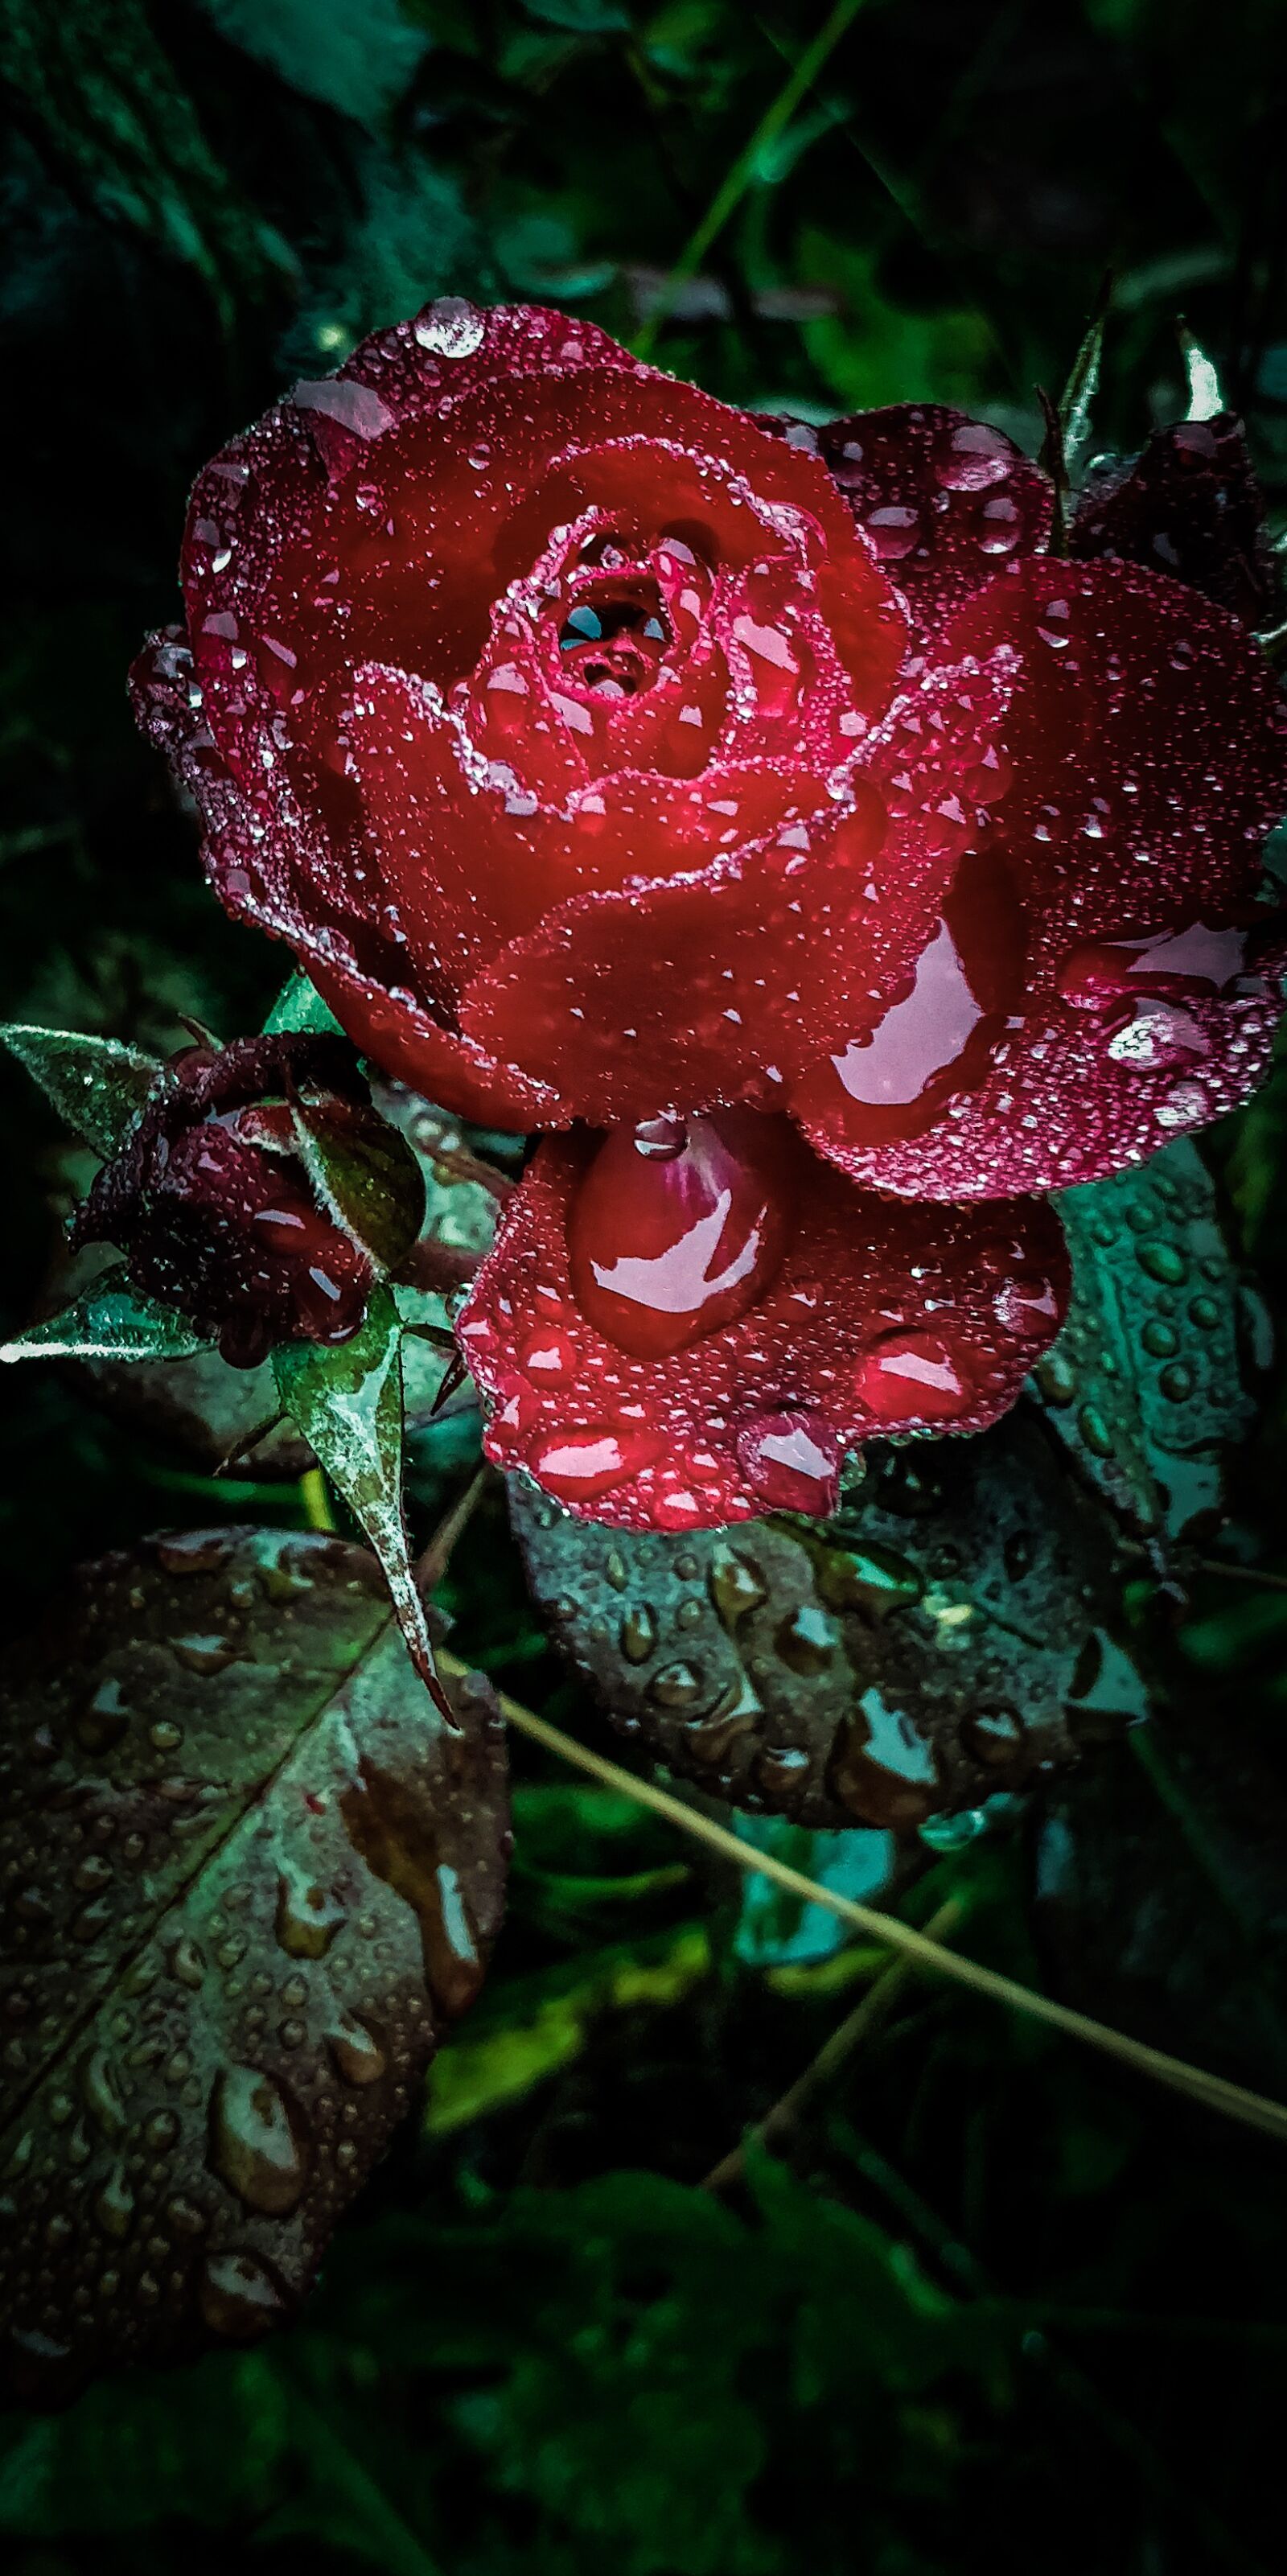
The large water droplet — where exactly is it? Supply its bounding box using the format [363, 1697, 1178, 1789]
[567, 1109, 798, 1360]
[707, 1542, 768, 1630]
[275, 1868, 345, 1961]
[209, 2064, 310, 2216]
[413, 298, 485, 359]
[326, 2014, 388, 2088]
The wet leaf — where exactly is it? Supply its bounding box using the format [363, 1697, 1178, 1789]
[1031, 1138, 1264, 1538]
[273, 1286, 440, 1702]
[0, 1523, 508, 2398]
[511, 1410, 1144, 1829]
[1034, 1699, 1287, 2095]
[1, 1023, 162, 1162]
[0, 1268, 208, 1364]
[426, 1926, 713, 2138]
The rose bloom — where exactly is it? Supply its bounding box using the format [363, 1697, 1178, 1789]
[133, 302, 1287, 1529]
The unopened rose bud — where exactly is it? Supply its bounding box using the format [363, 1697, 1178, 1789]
[70, 1033, 417, 1368]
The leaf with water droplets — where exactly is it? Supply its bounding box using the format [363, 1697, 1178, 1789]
[1, 1025, 163, 1162]
[0, 1523, 508, 2398]
[288, 1093, 426, 1277]
[511, 1410, 1143, 1829]
[1030, 1138, 1264, 1539]
[0, 1268, 208, 1365]
[273, 1284, 442, 1705]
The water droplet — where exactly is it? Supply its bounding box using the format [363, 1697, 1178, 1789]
[963, 1705, 1026, 1767]
[735, 1411, 839, 1514]
[325, 2014, 387, 2088]
[647, 1660, 708, 1712]
[198, 2249, 288, 2340]
[934, 418, 1014, 492]
[275, 1869, 345, 1960]
[619, 1603, 659, 1665]
[1136, 1238, 1188, 1286]
[855, 1331, 971, 1423]
[526, 1425, 667, 1504]
[413, 298, 485, 359]
[1158, 1360, 1196, 1401]
[209, 2064, 310, 2216]
[76, 1677, 130, 1753]
[707, 1542, 768, 1630]
[567, 1109, 797, 1360]
[93, 2166, 134, 2239]
[774, 1603, 838, 1676]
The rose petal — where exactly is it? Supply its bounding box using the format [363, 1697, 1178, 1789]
[792, 557, 1287, 1195]
[769, 406, 1054, 633]
[458, 652, 1016, 1121]
[458, 1130, 1069, 1531]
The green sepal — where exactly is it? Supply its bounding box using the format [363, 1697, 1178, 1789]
[290, 1094, 426, 1274]
[1, 1023, 164, 1160]
[0, 1268, 208, 1364]
[273, 1283, 446, 1710]
[263, 969, 345, 1037]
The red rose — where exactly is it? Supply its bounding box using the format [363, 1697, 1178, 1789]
[132, 302, 1286, 1528]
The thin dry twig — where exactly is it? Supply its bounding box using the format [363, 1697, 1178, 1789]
[438, 1660, 1287, 2149]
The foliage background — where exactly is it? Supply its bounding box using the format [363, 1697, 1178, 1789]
[2, 0, 1287, 2568]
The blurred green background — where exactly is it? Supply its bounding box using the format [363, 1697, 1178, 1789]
[3, 2, 1287, 2570]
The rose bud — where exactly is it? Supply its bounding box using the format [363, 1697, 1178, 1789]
[69, 1032, 424, 1369]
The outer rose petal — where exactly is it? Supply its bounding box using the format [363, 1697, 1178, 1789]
[458, 651, 1015, 1122]
[793, 557, 1287, 1196]
[769, 406, 1053, 633]
[458, 1131, 1070, 1533]
[129, 629, 559, 1134]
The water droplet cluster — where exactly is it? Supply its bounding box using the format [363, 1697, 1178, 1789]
[512, 1406, 1142, 1828]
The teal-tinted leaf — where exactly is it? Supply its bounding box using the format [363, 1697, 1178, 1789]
[2, 1022, 162, 1158]
[1056, 277, 1109, 479]
[521, 0, 631, 31]
[0, 1269, 208, 1364]
[512, 1410, 1138, 1829]
[732, 1813, 898, 1969]
[1031, 1138, 1261, 1538]
[0, 1524, 508, 2399]
[191, 0, 430, 128]
[290, 1094, 426, 1275]
[262, 970, 344, 1038]
[273, 1285, 440, 1702]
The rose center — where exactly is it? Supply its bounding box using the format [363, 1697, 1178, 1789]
[556, 586, 671, 700]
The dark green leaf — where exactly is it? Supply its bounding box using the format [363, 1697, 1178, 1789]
[1034, 1698, 1287, 2096]
[273, 1285, 440, 1701]
[1031, 1138, 1262, 1537]
[0, 1268, 208, 1364]
[512, 1411, 1143, 1828]
[1, 1022, 162, 1159]
[0, 1525, 508, 2397]
[192, 0, 430, 129]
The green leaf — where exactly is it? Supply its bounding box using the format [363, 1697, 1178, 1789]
[1, 1022, 162, 1158]
[731, 1813, 899, 1969]
[290, 1094, 426, 1274]
[273, 1285, 441, 1702]
[0, 1524, 508, 2398]
[511, 1409, 1142, 1830]
[521, 0, 631, 29]
[0, 1269, 208, 1364]
[1031, 1138, 1261, 1537]
[191, 0, 430, 129]
[262, 970, 345, 1038]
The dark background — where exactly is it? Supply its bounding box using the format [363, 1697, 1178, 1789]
[2, 3, 1287, 2570]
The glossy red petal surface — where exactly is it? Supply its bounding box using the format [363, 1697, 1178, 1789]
[770, 406, 1054, 634]
[458, 1129, 1070, 1532]
[792, 557, 1287, 1195]
[181, 305, 903, 779]
[458, 651, 1015, 1122]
